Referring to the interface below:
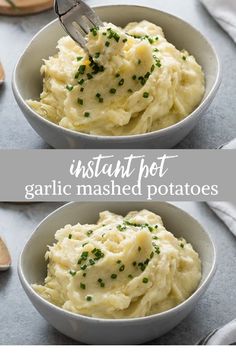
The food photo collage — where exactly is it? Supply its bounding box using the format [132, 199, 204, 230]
[0, 0, 236, 348]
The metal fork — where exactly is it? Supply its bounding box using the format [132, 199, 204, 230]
[55, 0, 103, 49]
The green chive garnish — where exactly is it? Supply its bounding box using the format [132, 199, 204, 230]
[66, 84, 74, 91]
[77, 98, 83, 105]
[110, 88, 116, 94]
[143, 92, 149, 98]
[118, 78, 124, 86]
[79, 65, 86, 74]
[105, 41, 110, 47]
[111, 274, 117, 279]
[80, 283, 86, 290]
[143, 277, 149, 284]
[86, 296, 92, 301]
[78, 79, 84, 85]
[69, 270, 76, 276]
[68, 234, 72, 239]
[119, 264, 125, 272]
[77, 56, 83, 61]
[84, 112, 90, 118]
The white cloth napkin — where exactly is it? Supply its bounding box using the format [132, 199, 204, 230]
[201, 0, 236, 43]
[207, 202, 236, 237]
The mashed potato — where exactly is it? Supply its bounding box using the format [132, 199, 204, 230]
[33, 210, 201, 319]
[28, 20, 205, 136]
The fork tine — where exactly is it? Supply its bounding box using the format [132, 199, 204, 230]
[55, 0, 104, 49]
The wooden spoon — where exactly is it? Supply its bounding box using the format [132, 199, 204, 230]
[0, 62, 4, 85]
[0, 237, 11, 271]
[0, 0, 53, 16]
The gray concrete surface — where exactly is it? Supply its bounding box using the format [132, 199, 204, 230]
[0, 0, 236, 149]
[0, 202, 235, 345]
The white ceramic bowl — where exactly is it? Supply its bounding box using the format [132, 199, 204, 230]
[13, 4, 221, 149]
[18, 202, 216, 344]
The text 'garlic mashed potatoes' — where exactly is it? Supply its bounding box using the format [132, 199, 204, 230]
[28, 20, 205, 136]
[33, 210, 201, 319]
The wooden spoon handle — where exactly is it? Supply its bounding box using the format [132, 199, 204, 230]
[0, 237, 11, 271]
[0, 0, 53, 16]
[0, 62, 5, 84]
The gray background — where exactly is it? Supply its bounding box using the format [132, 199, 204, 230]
[0, 202, 236, 345]
[0, 0, 236, 149]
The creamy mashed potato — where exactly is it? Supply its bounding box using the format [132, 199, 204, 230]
[28, 20, 205, 136]
[33, 210, 201, 319]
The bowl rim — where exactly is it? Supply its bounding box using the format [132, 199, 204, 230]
[12, 3, 222, 142]
[18, 201, 217, 324]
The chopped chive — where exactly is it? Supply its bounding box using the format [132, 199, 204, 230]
[153, 48, 159, 52]
[77, 56, 83, 61]
[128, 89, 133, 93]
[83, 273, 86, 277]
[180, 243, 184, 248]
[68, 234, 72, 239]
[100, 282, 105, 288]
[97, 278, 103, 283]
[143, 277, 149, 284]
[132, 261, 137, 267]
[90, 27, 98, 36]
[80, 87, 84, 92]
[89, 259, 95, 265]
[87, 73, 93, 80]
[102, 32, 107, 36]
[182, 56, 187, 61]
[118, 78, 124, 86]
[105, 41, 110, 47]
[128, 274, 133, 279]
[80, 264, 87, 270]
[138, 59, 142, 64]
[96, 93, 101, 98]
[80, 283, 86, 290]
[143, 92, 149, 98]
[69, 270, 76, 276]
[86, 296, 92, 301]
[119, 264, 125, 272]
[111, 274, 117, 279]
[84, 112, 90, 118]
[115, 73, 120, 78]
[99, 97, 104, 103]
[78, 79, 84, 85]
[138, 246, 142, 252]
[117, 260, 122, 264]
[77, 98, 83, 105]
[66, 84, 74, 91]
[94, 52, 100, 59]
[150, 251, 154, 259]
[82, 242, 88, 247]
[79, 65, 86, 74]
[117, 224, 126, 231]
[110, 88, 117, 94]
[132, 75, 137, 80]
[86, 230, 93, 236]
[123, 38, 128, 43]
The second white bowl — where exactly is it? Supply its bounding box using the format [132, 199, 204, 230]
[18, 202, 216, 344]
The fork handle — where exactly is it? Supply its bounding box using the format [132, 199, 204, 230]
[55, 0, 79, 16]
